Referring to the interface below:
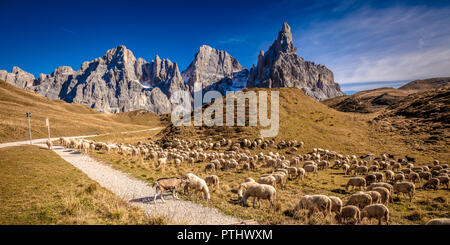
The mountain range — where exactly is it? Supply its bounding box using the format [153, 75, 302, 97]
[0, 23, 344, 114]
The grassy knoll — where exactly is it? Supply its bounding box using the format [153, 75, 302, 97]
[0, 145, 165, 224]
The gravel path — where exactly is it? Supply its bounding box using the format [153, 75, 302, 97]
[0, 128, 160, 149]
[37, 144, 240, 225]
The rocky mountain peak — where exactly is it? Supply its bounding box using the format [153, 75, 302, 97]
[247, 22, 344, 100]
[270, 22, 297, 56]
[182, 45, 248, 93]
[103, 45, 137, 65]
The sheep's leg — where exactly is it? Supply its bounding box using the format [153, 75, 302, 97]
[153, 191, 159, 204]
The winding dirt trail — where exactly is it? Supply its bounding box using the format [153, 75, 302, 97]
[0, 130, 241, 225]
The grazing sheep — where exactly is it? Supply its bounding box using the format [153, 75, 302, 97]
[245, 177, 255, 183]
[365, 174, 377, 185]
[394, 173, 405, 183]
[361, 204, 389, 225]
[329, 196, 343, 214]
[437, 176, 449, 189]
[241, 183, 277, 209]
[205, 175, 220, 189]
[346, 193, 372, 209]
[336, 205, 360, 224]
[426, 218, 450, 225]
[296, 195, 332, 218]
[355, 166, 369, 175]
[204, 163, 216, 173]
[393, 182, 415, 201]
[183, 173, 210, 201]
[371, 187, 391, 204]
[419, 172, 432, 181]
[408, 172, 421, 183]
[358, 191, 382, 204]
[257, 175, 277, 187]
[373, 172, 384, 182]
[346, 177, 366, 191]
[304, 164, 318, 176]
[46, 140, 53, 150]
[384, 170, 394, 181]
[423, 178, 440, 190]
[297, 168, 306, 180]
[152, 177, 184, 203]
[157, 157, 167, 169]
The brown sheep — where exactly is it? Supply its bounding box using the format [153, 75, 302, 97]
[426, 218, 450, 225]
[371, 187, 391, 204]
[205, 175, 220, 189]
[361, 204, 390, 225]
[393, 182, 415, 201]
[336, 205, 360, 224]
[296, 195, 332, 218]
[345, 177, 366, 191]
[346, 193, 372, 209]
[423, 178, 440, 190]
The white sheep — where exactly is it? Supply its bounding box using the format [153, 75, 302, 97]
[183, 173, 210, 201]
[296, 195, 332, 218]
[240, 182, 277, 209]
[426, 218, 450, 225]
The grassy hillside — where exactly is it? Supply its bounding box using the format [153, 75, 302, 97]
[158, 87, 448, 164]
[0, 145, 165, 224]
[81, 87, 449, 225]
[323, 77, 449, 113]
[0, 80, 165, 143]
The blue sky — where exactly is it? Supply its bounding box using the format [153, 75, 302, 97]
[1, 0, 449, 93]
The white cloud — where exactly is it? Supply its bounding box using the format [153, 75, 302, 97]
[293, 4, 450, 85]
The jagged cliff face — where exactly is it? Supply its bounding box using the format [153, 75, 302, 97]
[0, 66, 36, 89]
[247, 23, 344, 101]
[0, 22, 344, 114]
[182, 45, 249, 94]
[0, 46, 180, 114]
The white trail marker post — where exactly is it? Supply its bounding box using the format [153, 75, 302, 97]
[26, 112, 32, 145]
[45, 118, 50, 141]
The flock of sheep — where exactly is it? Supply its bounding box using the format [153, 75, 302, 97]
[57, 136, 450, 225]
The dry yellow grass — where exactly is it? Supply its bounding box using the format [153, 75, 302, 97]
[85, 88, 449, 224]
[0, 145, 166, 224]
[0, 80, 165, 143]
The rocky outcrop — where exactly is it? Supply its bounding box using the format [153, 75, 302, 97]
[0, 66, 36, 89]
[0, 46, 178, 114]
[247, 22, 344, 100]
[182, 45, 248, 94]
